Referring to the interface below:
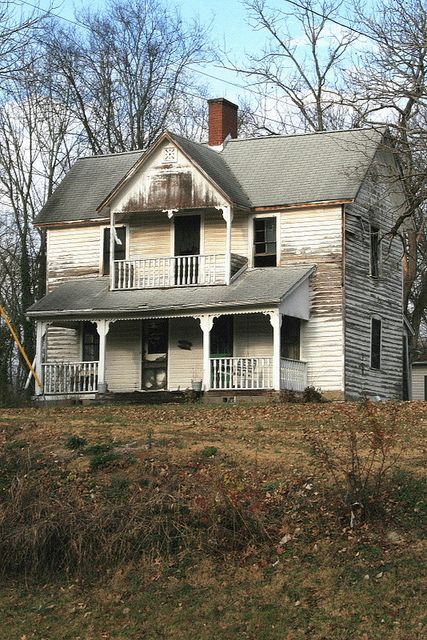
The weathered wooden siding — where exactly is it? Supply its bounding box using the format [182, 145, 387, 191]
[168, 317, 203, 390]
[279, 206, 344, 392]
[345, 156, 404, 400]
[105, 321, 141, 392]
[46, 325, 80, 362]
[234, 314, 273, 357]
[411, 365, 427, 400]
[203, 210, 226, 255]
[128, 213, 171, 258]
[231, 210, 249, 257]
[47, 226, 101, 290]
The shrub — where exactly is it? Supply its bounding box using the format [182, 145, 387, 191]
[89, 452, 120, 470]
[302, 386, 323, 403]
[303, 400, 402, 524]
[85, 443, 112, 455]
[64, 436, 87, 450]
[200, 446, 218, 458]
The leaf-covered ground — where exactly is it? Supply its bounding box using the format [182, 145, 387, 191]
[0, 401, 425, 640]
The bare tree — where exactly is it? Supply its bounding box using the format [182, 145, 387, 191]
[232, 0, 357, 133]
[45, 0, 210, 153]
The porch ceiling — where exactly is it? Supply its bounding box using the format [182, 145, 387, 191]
[27, 265, 314, 320]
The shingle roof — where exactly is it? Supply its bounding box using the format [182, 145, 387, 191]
[220, 128, 384, 207]
[35, 150, 143, 225]
[35, 127, 385, 225]
[27, 265, 314, 318]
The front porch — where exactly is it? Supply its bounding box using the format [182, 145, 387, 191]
[34, 312, 308, 398]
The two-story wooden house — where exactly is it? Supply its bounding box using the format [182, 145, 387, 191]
[27, 98, 408, 401]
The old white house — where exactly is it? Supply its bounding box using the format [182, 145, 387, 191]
[28, 98, 408, 401]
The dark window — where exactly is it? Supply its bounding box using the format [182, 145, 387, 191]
[103, 227, 126, 275]
[210, 316, 233, 357]
[281, 316, 300, 360]
[144, 319, 168, 355]
[254, 217, 277, 267]
[371, 318, 381, 369]
[370, 225, 380, 278]
[82, 322, 99, 362]
[141, 320, 168, 391]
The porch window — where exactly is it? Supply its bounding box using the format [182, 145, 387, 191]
[370, 225, 380, 278]
[103, 226, 126, 275]
[281, 316, 300, 360]
[82, 322, 99, 361]
[371, 317, 382, 369]
[210, 316, 233, 357]
[254, 217, 277, 267]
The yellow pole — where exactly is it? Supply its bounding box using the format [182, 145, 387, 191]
[0, 305, 42, 390]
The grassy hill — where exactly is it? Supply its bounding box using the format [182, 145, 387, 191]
[0, 401, 425, 639]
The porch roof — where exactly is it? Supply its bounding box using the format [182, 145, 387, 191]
[27, 265, 314, 319]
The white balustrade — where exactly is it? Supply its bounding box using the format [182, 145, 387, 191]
[210, 357, 273, 390]
[42, 362, 99, 394]
[113, 254, 227, 290]
[280, 358, 307, 391]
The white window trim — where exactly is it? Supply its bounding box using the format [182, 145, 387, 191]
[99, 223, 129, 275]
[248, 212, 280, 268]
[170, 211, 205, 257]
[370, 314, 382, 370]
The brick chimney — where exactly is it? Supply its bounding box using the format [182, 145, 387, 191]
[208, 98, 238, 147]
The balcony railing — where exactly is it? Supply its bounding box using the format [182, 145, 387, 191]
[210, 357, 273, 390]
[113, 253, 247, 290]
[42, 361, 98, 394]
[280, 358, 307, 391]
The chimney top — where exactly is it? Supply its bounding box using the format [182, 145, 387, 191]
[208, 98, 238, 148]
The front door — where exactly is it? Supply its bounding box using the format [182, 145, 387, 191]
[141, 319, 168, 391]
[174, 215, 201, 285]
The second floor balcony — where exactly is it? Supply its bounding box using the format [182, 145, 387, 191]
[112, 253, 247, 290]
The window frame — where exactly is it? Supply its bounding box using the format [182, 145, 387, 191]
[100, 224, 129, 275]
[370, 316, 382, 370]
[81, 321, 100, 362]
[249, 213, 279, 268]
[370, 224, 381, 279]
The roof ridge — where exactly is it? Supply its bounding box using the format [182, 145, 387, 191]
[220, 126, 386, 145]
[78, 148, 144, 160]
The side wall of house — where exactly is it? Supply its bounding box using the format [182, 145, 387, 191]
[411, 365, 427, 400]
[344, 154, 404, 399]
[46, 226, 102, 291]
[279, 205, 344, 394]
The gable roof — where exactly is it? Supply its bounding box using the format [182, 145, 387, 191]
[27, 265, 314, 318]
[35, 127, 386, 226]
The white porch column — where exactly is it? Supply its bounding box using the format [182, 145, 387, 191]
[199, 315, 214, 391]
[35, 321, 47, 395]
[268, 310, 282, 391]
[109, 207, 115, 288]
[216, 205, 233, 284]
[96, 319, 112, 390]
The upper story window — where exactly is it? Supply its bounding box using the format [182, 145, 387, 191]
[370, 224, 380, 278]
[102, 226, 126, 275]
[253, 217, 277, 267]
[371, 317, 382, 369]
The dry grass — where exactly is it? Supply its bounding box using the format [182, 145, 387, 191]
[0, 401, 425, 639]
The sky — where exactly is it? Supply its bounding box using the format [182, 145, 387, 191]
[25, 0, 368, 109]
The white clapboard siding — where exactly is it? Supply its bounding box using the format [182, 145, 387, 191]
[233, 314, 273, 358]
[168, 317, 203, 390]
[203, 210, 226, 255]
[231, 210, 249, 258]
[46, 326, 81, 362]
[47, 226, 102, 290]
[345, 159, 404, 400]
[105, 321, 141, 392]
[280, 206, 344, 393]
[411, 365, 427, 400]
[129, 213, 171, 258]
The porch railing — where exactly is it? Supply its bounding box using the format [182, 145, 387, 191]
[113, 254, 226, 289]
[210, 357, 273, 390]
[280, 358, 307, 392]
[42, 361, 99, 394]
